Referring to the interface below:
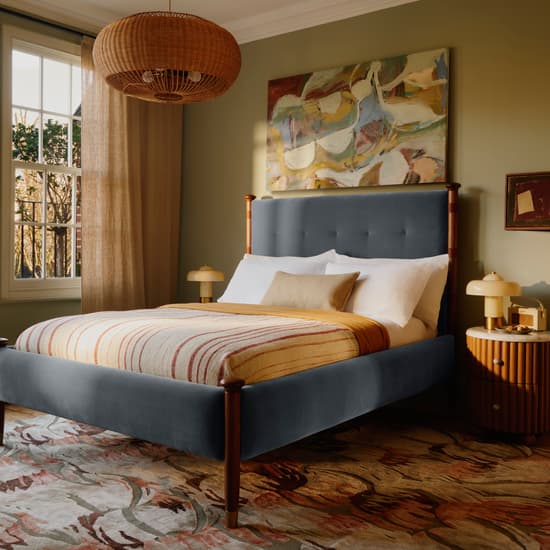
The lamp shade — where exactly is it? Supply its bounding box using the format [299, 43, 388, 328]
[187, 265, 224, 303]
[466, 272, 521, 330]
[466, 272, 521, 297]
[187, 265, 224, 283]
[92, 12, 241, 104]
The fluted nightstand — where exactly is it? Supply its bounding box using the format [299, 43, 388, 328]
[465, 327, 550, 438]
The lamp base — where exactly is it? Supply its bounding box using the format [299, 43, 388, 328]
[200, 297, 213, 303]
[485, 316, 504, 331]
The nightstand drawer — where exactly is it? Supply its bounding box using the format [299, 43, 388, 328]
[466, 336, 545, 384]
[469, 378, 540, 433]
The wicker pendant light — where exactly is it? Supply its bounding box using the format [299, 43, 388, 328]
[92, 6, 241, 104]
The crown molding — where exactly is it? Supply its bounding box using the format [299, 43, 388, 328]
[0, 0, 418, 43]
[226, 0, 419, 44]
[0, 0, 110, 34]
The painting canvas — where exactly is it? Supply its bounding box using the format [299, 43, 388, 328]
[506, 172, 550, 230]
[266, 48, 449, 191]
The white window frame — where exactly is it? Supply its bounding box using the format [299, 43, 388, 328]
[1, 25, 81, 301]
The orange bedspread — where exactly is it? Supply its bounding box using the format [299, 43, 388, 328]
[16, 303, 389, 386]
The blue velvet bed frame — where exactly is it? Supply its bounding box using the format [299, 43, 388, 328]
[0, 185, 459, 528]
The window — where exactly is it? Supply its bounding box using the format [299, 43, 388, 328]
[1, 26, 81, 300]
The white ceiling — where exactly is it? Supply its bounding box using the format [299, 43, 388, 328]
[0, 0, 418, 43]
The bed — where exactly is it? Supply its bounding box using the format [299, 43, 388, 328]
[0, 184, 459, 528]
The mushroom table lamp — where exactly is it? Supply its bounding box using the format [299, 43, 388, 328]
[466, 272, 521, 330]
[187, 265, 224, 303]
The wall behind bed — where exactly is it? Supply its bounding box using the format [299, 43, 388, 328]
[180, 0, 550, 334]
[4, 0, 547, 342]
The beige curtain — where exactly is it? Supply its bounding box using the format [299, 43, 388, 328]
[80, 37, 183, 312]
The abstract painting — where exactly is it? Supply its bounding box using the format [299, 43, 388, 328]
[267, 48, 449, 191]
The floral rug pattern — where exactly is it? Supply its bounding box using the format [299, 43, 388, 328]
[1, 410, 549, 549]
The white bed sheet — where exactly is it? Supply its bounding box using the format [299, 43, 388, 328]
[373, 316, 435, 349]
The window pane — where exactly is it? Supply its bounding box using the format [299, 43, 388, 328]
[12, 109, 40, 162]
[72, 119, 81, 168]
[75, 231, 81, 277]
[12, 50, 40, 109]
[46, 224, 72, 278]
[43, 58, 70, 114]
[43, 116, 68, 165]
[75, 175, 81, 212]
[72, 65, 81, 114]
[15, 169, 43, 224]
[9, 39, 81, 291]
[46, 173, 72, 224]
[14, 224, 43, 279]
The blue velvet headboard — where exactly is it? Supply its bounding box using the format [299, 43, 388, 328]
[250, 188, 456, 334]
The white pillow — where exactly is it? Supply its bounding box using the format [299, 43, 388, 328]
[244, 249, 336, 262]
[325, 261, 432, 327]
[219, 255, 330, 304]
[334, 253, 448, 331]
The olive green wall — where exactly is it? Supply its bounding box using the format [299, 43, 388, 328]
[0, 11, 81, 342]
[181, 0, 550, 334]
[3, 0, 550, 343]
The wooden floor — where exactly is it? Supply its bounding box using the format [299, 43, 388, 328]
[5, 404, 41, 422]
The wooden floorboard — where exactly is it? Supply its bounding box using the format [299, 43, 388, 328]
[5, 404, 42, 421]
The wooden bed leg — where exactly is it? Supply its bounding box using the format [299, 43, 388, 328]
[223, 379, 244, 529]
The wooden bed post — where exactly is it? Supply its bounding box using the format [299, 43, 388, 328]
[222, 379, 244, 528]
[0, 337, 7, 446]
[221, 194, 254, 527]
[446, 183, 460, 334]
[245, 195, 256, 254]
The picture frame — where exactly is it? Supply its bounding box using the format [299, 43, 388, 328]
[505, 171, 550, 231]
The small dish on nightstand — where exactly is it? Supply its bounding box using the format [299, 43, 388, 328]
[496, 325, 533, 335]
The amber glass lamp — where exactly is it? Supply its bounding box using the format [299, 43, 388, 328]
[187, 265, 224, 303]
[466, 272, 521, 330]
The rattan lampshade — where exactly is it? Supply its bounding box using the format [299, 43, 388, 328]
[92, 11, 241, 104]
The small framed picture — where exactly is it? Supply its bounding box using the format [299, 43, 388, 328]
[505, 171, 550, 230]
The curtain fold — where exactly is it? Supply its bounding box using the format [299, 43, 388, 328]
[81, 37, 183, 313]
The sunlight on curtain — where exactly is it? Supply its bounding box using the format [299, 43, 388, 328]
[81, 37, 182, 312]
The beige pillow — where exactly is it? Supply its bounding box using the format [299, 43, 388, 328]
[261, 271, 359, 311]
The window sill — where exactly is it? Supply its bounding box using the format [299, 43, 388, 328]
[1, 280, 81, 302]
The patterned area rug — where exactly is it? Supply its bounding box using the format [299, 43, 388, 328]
[1, 409, 549, 549]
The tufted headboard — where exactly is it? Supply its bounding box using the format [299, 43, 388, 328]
[247, 186, 459, 334]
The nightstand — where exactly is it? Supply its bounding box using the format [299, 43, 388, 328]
[465, 327, 550, 437]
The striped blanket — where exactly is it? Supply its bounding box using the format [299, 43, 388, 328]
[15, 303, 389, 386]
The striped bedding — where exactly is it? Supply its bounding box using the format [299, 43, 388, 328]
[15, 303, 389, 386]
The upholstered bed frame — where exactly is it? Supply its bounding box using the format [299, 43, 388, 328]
[0, 184, 459, 528]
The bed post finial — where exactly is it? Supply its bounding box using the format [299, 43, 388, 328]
[245, 195, 256, 254]
[446, 183, 460, 333]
